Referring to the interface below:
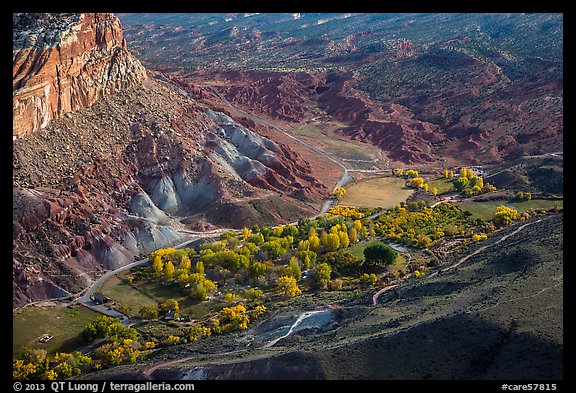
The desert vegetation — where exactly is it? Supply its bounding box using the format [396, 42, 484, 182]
[14, 166, 563, 380]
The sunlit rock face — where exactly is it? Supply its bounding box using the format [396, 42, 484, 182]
[13, 13, 146, 139]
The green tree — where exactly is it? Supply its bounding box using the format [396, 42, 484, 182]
[194, 283, 207, 301]
[363, 243, 397, 269]
[453, 177, 469, 192]
[81, 316, 119, 343]
[249, 261, 269, 277]
[469, 176, 479, 188]
[288, 256, 302, 280]
[195, 261, 205, 275]
[312, 263, 332, 289]
[359, 226, 368, 240]
[139, 306, 159, 321]
[244, 288, 263, 301]
[319, 251, 362, 277]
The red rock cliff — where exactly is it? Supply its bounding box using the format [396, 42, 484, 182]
[13, 13, 146, 139]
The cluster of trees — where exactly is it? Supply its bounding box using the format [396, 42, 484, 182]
[138, 299, 180, 321]
[451, 167, 496, 196]
[93, 339, 143, 367]
[443, 169, 455, 179]
[79, 316, 148, 368]
[374, 202, 485, 248]
[147, 248, 218, 301]
[13, 349, 93, 380]
[407, 177, 437, 195]
[331, 187, 347, 201]
[514, 191, 532, 201]
[393, 169, 438, 196]
[159, 302, 267, 346]
[317, 242, 397, 281]
[327, 205, 375, 219]
[81, 316, 137, 344]
[13, 313, 164, 380]
[493, 205, 519, 227]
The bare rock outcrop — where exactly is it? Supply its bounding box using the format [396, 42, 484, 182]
[13, 13, 146, 139]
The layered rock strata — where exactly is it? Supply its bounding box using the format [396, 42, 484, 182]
[13, 13, 146, 139]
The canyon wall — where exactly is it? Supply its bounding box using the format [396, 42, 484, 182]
[13, 13, 146, 139]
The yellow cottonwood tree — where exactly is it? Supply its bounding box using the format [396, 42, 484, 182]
[152, 256, 163, 276]
[276, 276, 301, 298]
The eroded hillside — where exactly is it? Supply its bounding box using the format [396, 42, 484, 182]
[12, 14, 335, 308]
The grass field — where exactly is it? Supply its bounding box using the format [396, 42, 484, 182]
[339, 177, 414, 209]
[13, 304, 100, 360]
[100, 272, 222, 320]
[288, 120, 390, 171]
[99, 275, 158, 312]
[455, 198, 563, 220]
[426, 177, 455, 195]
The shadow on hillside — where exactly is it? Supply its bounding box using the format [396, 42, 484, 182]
[325, 312, 562, 380]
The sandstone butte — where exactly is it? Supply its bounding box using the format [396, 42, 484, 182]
[13, 13, 147, 139]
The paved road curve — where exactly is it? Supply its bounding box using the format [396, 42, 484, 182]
[73, 235, 223, 323]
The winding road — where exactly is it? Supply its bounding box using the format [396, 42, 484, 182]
[74, 232, 229, 322]
[74, 80, 355, 320]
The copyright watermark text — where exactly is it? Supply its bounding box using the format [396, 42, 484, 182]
[13, 382, 195, 393]
[502, 384, 557, 391]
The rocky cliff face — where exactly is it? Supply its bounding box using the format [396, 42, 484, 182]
[12, 14, 330, 309]
[13, 13, 146, 139]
